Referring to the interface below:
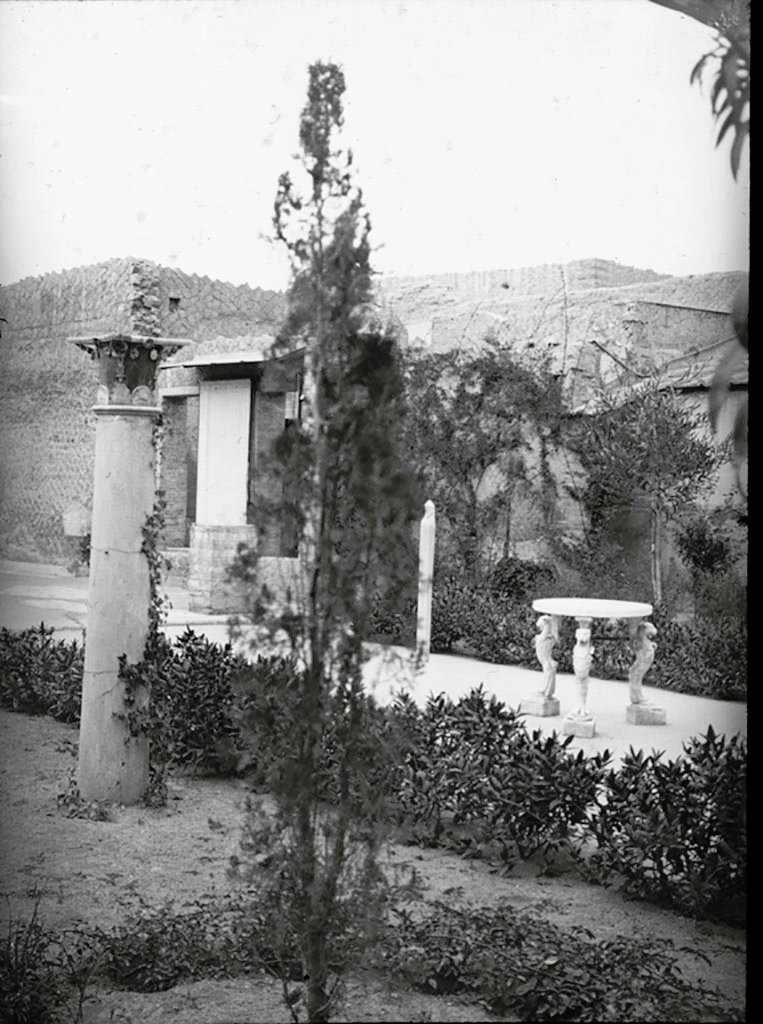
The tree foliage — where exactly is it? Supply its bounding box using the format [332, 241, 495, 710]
[568, 379, 726, 606]
[649, 0, 749, 486]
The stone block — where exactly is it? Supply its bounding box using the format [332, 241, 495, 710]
[188, 523, 257, 614]
[62, 502, 91, 537]
[519, 696, 560, 717]
[162, 547, 190, 587]
[626, 703, 667, 726]
[563, 715, 596, 738]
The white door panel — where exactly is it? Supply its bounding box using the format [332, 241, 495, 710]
[196, 379, 251, 525]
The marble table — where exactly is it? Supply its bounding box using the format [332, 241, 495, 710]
[520, 597, 666, 737]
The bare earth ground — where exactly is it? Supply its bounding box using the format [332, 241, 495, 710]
[0, 710, 746, 1023]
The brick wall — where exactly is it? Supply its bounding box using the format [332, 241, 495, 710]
[161, 397, 190, 547]
[0, 259, 135, 560]
[380, 258, 667, 303]
[157, 266, 285, 342]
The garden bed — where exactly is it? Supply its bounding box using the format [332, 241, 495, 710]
[0, 709, 746, 1023]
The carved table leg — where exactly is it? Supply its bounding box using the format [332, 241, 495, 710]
[520, 614, 561, 717]
[564, 616, 596, 737]
[626, 618, 666, 725]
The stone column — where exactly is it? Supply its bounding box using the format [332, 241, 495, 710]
[69, 333, 190, 804]
[416, 500, 436, 670]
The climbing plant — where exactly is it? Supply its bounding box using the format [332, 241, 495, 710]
[400, 343, 564, 583]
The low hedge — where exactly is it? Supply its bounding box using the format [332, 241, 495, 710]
[427, 573, 747, 701]
[648, 613, 747, 701]
[381, 900, 735, 1022]
[0, 625, 746, 922]
[0, 624, 83, 723]
[4, 891, 740, 1023]
[582, 727, 747, 924]
[119, 629, 302, 780]
[389, 687, 611, 863]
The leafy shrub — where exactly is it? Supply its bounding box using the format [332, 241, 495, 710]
[231, 652, 307, 786]
[392, 686, 611, 863]
[120, 630, 243, 776]
[648, 612, 747, 701]
[380, 900, 738, 1022]
[676, 515, 735, 578]
[690, 570, 747, 622]
[488, 556, 556, 601]
[674, 508, 747, 622]
[430, 574, 538, 665]
[99, 885, 378, 995]
[119, 627, 400, 807]
[583, 727, 747, 923]
[0, 625, 83, 723]
[1, 899, 76, 1024]
[120, 630, 301, 779]
[368, 588, 416, 644]
[101, 899, 230, 992]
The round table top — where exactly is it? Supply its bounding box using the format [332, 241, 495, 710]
[532, 597, 653, 619]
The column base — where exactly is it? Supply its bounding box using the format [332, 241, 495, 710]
[626, 703, 667, 726]
[563, 715, 596, 738]
[519, 695, 560, 717]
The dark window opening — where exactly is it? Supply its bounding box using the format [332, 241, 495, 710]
[169, 296, 181, 311]
[247, 388, 301, 559]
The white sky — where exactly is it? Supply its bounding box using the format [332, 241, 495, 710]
[0, 0, 750, 290]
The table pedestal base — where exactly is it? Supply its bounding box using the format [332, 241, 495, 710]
[626, 703, 667, 726]
[519, 695, 560, 717]
[563, 715, 596, 738]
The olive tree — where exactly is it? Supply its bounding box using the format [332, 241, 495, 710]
[569, 379, 726, 606]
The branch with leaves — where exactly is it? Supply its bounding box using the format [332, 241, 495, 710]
[650, 0, 749, 178]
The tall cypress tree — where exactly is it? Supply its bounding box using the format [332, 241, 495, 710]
[238, 62, 418, 1022]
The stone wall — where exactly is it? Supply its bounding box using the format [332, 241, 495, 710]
[424, 286, 736, 409]
[382, 264, 745, 576]
[383, 264, 743, 393]
[2, 253, 744, 574]
[0, 259, 285, 562]
[380, 257, 667, 304]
